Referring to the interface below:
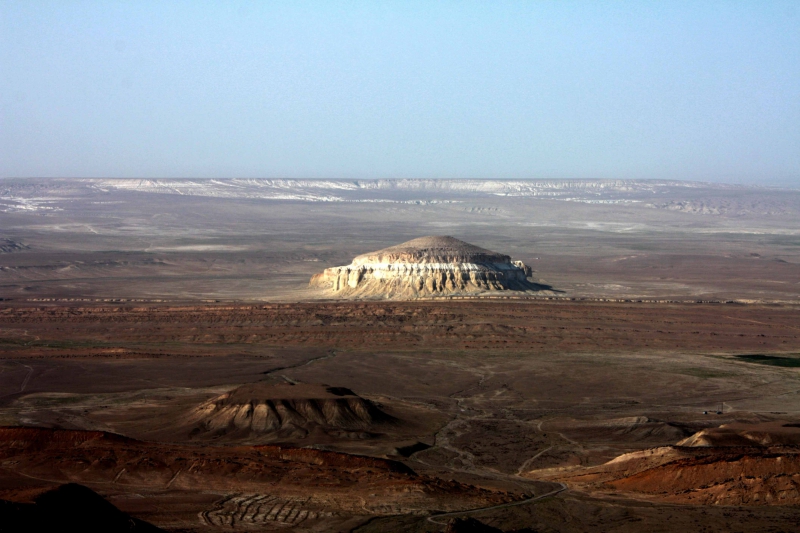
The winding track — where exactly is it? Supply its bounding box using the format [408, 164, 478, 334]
[0, 361, 34, 399]
[404, 366, 570, 529]
[426, 482, 567, 525]
[260, 349, 338, 378]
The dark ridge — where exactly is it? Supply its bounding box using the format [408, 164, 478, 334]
[736, 354, 800, 367]
[0, 483, 164, 533]
[326, 386, 356, 396]
[395, 441, 432, 457]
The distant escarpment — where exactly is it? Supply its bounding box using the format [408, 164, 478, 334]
[310, 236, 550, 299]
[186, 383, 397, 442]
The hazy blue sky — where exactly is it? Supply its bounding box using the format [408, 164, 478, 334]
[2, 1, 798, 185]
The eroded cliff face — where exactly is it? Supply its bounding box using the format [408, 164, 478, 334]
[186, 383, 397, 442]
[310, 236, 543, 299]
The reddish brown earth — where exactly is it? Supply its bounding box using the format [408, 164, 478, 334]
[1, 300, 800, 532]
[0, 427, 513, 531]
[607, 448, 800, 505]
[537, 442, 800, 506]
[0, 300, 797, 355]
[529, 421, 800, 508]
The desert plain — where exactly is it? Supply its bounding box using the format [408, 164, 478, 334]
[1, 178, 800, 532]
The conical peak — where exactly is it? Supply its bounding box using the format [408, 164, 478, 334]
[352, 236, 509, 265]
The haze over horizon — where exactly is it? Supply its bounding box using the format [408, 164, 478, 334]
[2, 2, 799, 186]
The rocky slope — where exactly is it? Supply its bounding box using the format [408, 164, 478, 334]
[603, 446, 800, 505]
[186, 383, 397, 442]
[310, 236, 545, 299]
[530, 422, 800, 505]
[0, 427, 513, 525]
[677, 421, 800, 447]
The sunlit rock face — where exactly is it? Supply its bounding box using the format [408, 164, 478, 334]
[310, 236, 539, 299]
[187, 383, 395, 440]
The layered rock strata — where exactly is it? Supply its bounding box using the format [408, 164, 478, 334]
[310, 236, 538, 299]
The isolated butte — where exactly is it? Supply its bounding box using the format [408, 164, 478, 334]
[186, 383, 396, 441]
[310, 235, 540, 299]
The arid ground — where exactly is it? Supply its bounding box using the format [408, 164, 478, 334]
[2, 179, 800, 304]
[1, 179, 800, 531]
[1, 301, 799, 531]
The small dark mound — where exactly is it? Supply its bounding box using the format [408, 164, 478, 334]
[395, 441, 432, 457]
[736, 354, 800, 368]
[326, 386, 357, 396]
[0, 483, 164, 533]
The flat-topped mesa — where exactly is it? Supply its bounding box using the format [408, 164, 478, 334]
[310, 236, 539, 299]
